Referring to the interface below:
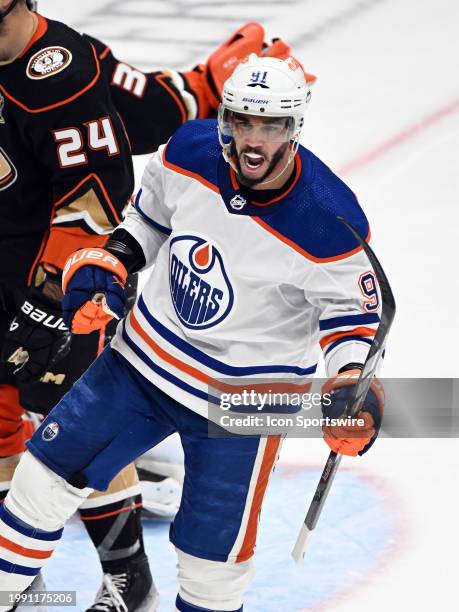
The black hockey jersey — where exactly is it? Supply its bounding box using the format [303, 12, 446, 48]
[85, 35, 195, 156]
[0, 14, 134, 289]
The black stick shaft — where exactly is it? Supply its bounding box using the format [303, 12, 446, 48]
[292, 218, 396, 560]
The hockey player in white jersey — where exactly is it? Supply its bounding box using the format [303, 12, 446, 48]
[0, 55, 385, 611]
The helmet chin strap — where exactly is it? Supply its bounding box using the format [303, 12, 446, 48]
[0, 0, 19, 23]
[258, 141, 298, 186]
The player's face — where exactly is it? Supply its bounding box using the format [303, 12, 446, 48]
[231, 114, 291, 187]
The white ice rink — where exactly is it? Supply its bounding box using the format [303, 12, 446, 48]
[36, 1, 459, 609]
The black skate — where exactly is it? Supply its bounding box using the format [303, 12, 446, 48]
[86, 555, 159, 612]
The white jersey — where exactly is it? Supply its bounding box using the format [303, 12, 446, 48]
[111, 120, 381, 420]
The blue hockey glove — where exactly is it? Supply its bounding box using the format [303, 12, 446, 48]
[62, 248, 127, 334]
[321, 368, 385, 456]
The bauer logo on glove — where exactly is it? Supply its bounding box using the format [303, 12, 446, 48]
[1, 294, 71, 383]
[62, 248, 128, 334]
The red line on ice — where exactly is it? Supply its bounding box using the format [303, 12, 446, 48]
[338, 96, 459, 176]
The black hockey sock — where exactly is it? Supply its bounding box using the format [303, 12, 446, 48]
[79, 492, 146, 574]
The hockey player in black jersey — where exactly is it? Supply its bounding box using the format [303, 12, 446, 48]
[0, 1, 154, 609]
[0, 1, 299, 610]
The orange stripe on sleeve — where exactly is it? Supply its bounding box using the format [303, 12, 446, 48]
[42, 228, 108, 271]
[319, 326, 377, 350]
[99, 46, 111, 60]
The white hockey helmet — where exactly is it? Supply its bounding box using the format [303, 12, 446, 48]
[218, 53, 311, 165]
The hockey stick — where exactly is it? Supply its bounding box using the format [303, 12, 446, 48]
[291, 217, 396, 563]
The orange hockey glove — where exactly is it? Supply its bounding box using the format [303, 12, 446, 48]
[184, 22, 317, 117]
[262, 38, 317, 86]
[321, 369, 385, 456]
[62, 248, 128, 334]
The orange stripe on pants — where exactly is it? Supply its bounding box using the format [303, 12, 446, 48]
[236, 436, 281, 563]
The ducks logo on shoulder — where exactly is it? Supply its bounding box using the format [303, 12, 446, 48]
[169, 235, 234, 330]
[27, 47, 73, 80]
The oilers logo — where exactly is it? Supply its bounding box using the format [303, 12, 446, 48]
[169, 235, 234, 330]
[42, 422, 59, 442]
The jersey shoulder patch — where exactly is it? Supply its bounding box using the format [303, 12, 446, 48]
[259, 147, 370, 261]
[162, 119, 220, 191]
[0, 17, 100, 113]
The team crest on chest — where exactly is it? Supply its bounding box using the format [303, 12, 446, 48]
[26, 46, 73, 80]
[169, 235, 234, 330]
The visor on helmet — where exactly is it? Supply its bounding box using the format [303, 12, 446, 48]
[219, 108, 295, 144]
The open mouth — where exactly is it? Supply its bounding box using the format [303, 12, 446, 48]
[242, 152, 266, 172]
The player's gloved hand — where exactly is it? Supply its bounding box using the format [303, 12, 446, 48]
[185, 23, 316, 116]
[261, 38, 317, 86]
[62, 248, 128, 334]
[1, 288, 71, 384]
[195, 22, 265, 113]
[321, 369, 385, 456]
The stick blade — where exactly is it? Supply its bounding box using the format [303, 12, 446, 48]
[291, 523, 312, 563]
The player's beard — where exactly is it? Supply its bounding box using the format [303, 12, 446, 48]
[231, 141, 289, 188]
[0, 18, 15, 61]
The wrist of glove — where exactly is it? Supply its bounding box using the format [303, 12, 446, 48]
[321, 369, 385, 456]
[62, 248, 127, 334]
[1, 288, 71, 384]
